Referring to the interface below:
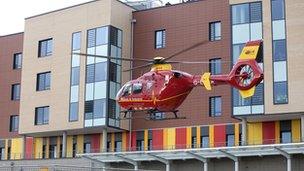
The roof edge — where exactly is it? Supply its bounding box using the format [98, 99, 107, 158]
[0, 32, 24, 38]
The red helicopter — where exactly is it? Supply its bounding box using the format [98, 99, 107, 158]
[76, 40, 263, 120]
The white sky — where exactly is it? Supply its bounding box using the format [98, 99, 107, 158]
[0, 0, 180, 36]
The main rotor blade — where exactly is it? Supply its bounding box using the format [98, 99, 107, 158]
[167, 60, 232, 64]
[123, 63, 153, 72]
[163, 40, 209, 62]
[74, 53, 153, 62]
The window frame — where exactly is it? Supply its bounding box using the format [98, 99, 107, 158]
[209, 96, 222, 117]
[9, 115, 19, 132]
[155, 29, 166, 49]
[209, 58, 222, 75]
[11, 83, 21, 101]
[13, 53, 22, 69]
[209, 21, 222, 41]
[36, 72, 51, 91]
[38, 38, 53, 57]
[35, 106, 49, 125]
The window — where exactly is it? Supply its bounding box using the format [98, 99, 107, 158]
[13, 53, 22, 69]
[271, 0, 285, 20]
[115, 141, 122, 152]
[11, 84, 20, 100]
[148, 139, 153, 150]
[209, 58, 221, 75]
[133, 83, 143, 94]
[226, 134, 235, 147]
[37, 72, 51, 91]
[209, 97, 222, 117]
[71, 67, 80, 86]
[38, 38, 53, 57]
[108, 99, 116, 119]
[9, 115, 19, 132]
[122, 83, 132, 97]
[95, 62, 107, 82]
[232, 4, 249, 24]
[281, 131, 291, 143]
[273, 40, 286, 61]
[274, 81, 288, 104]
[84, 143, 91, 153]
[191, 136, 197, 148]
[201, 136, 209, 148]
[136, 140, 144, 151]
[35, 106, 49, 125]
[155, 30, 166, 49]
[69, 102, 78, 121]
[49, 145, 57, 159]
[109, 62, 117, 82]
[250, 2, 262, 23]
[72, 32, 81, 51]
[209, 22, 221, 41]
[0, 148, 4, 160]
[152, 112, 165, 120]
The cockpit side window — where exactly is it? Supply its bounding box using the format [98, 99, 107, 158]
[133, 83, 143, 94]
[122, 84, 132, 97]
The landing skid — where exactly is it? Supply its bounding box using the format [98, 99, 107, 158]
[119, 109, 186, 121]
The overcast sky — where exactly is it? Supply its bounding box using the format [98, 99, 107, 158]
[0, 0, 180, 36]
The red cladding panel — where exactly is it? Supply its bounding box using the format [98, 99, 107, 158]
[262, 122, 275, 144]
[25, 137, 33, 159]
[214, 125, 226, 147]
[131, 131, 137, 151]
[91, 134, 100, 153]
[175, 128, 186, 149]
[152, 129, 163, 150]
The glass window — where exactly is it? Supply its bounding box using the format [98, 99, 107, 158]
[86, 64, 95, 83]
[232, 44, 245, 63]
[201, 136, 209, 148]
[210, 96, 222, 117]
[85, 83, 94, 101]
[155, 30, 166, 49]
[70, 85, 79, 103]
[94, 81, 107, 99]
[35, 106, 49, 125]
[94, 99, 106, 118]
[153, 112, 165, 120]
[251, 83, 264, 105]
[38, 39, 53, 57]
[115, 141, 122, 152]
[9, 115, 19, 132]
[13, 53, 22, 69]
[273, 39, 286, 61]
[72, 32, 81, 51]
[0, 148, 5, 160]
[95, 62, 107, 82]
[250, 22, 262, 41]
[117, 30, 122, 48]
[85, 101, 94, 114]
[209, 58, 221, 75]
[232, 24, 250, 44]
[96, 45, 108, 58]
[227, 134, 235, 147]
[71, 67, 80, 86]
[250, 2, 262, 23]
[110, 26, 118, 47]
[37, 72, 51, 91]
[109, 62, 117, 82]
[122, 83, 132, 97]
[272, 20, 286, 40]
[133, 83, 143, 94]
[69, 102, 78, 121]
[84, 143, 91, 153]
[11, 84, 20, 100]
[209, 22, 221, 41]
[72, 53, 80, 67]
[96, 27, 108, 46]
[274, 81, 288, 104]
[87, 29, 96, 48]
[272, 0, 285, 20]
[281, 131, 291, 143]
[233, 88, 251, 107]
[232, 4, 249, 24]
[191, 136, 197, 148]
[274, 61, 287, 82]
[136, 140, 144, 151]
[108, 99, 116, 119]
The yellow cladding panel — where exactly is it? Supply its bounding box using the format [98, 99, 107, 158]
[34, 138, 43, 159]
[234, 123, 240, 146]
[239, 45, 259, 60]
[167, 128, 175, 150]
[247, 123, 262, 145]
[56, 137, 61, 158]
[196, 126, 201, 148]
[4, 140, 8, 160]
[122, 132, 127, 151]
[292, 120, 301, 143]
[11, 138, 23, 160]
[111, 133, 115, 152]
[77, 135, 84, 154]
[144, 130, 148, 151]
[209, 125, 214, 148]
[45, 138, 50, 159]
[186, 127, 192, 148]
[66, 136, 73, 158]
[275, 121, 280, 144]
[163, 129, 168, 150]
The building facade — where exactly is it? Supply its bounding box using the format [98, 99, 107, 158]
[0, 0, 303, 170]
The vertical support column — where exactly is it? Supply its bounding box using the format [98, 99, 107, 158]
[234, 160, 239, 171]
[241, 118, 247, 146]
[287, 157, 291, 171]
[21, 135, 26, 159]
[203, 161, 208, 171]
[166, 163, 170, 171]
[134, 164, 138, 171]
[301, 115, 304, 142]
[62, 132, 67, 158]
[102, 129, 108, 152]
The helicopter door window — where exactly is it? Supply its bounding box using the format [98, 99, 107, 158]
[122, 84, 132, 97]
[133, 83, 143, 94]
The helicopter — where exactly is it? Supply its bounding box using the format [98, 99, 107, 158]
[76, 40, 263, 120]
